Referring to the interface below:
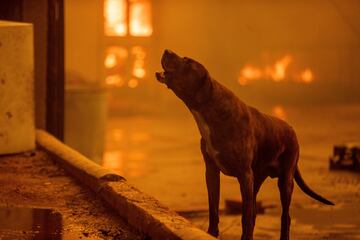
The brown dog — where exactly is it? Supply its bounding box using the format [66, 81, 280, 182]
[156, 50, 334, 240]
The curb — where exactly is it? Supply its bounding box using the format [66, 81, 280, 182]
[36, 130, 124, 192]
[35, 130, 216, 240]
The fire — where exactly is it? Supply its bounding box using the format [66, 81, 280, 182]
[131, 46, 146, 79]
[104, 53, 117, 69]
[129, 0, 153, 37]
[105, 47, 128, 69]
[238, 64, 262, 86]
[268, 55, 292, 81]
[238, 54, 315, 85]
[104, 0, 152, 37]
[104, 0, 127, 36]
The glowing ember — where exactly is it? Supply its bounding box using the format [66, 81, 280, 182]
[128, 78, 139, 88]
[272, 105, 287, 120]
[238, 54, 314, 85]
[300, 68, 314, 84]
[104, 0, 128, 36]
[129, 0, 153, 36]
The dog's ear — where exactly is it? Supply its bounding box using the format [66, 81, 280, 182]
[195, 73, 213, 103]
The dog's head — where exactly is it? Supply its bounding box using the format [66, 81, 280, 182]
[156, 50, 211, 104]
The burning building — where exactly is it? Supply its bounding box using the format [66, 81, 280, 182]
[1, 0, 360, 239]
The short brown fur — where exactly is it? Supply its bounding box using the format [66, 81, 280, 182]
[156, 50, 334, 240]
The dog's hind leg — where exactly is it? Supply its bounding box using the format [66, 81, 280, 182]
[201, 138, 220, 237]
[278, 140, 299, 240]
[278, 173, 294, 240]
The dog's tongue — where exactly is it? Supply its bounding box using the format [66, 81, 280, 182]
[155, 71, 166, 83]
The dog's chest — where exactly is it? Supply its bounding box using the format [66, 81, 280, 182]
[191, 110, 230, 174]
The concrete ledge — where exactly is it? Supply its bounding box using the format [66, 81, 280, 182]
[101, 181, 215, 240]
[36, 130, 215, 240]
[36, 130, 124, 191]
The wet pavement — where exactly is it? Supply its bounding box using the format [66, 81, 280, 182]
[0, 150, 144, 240]
[0, 207, 65, 239]
[103, 104, 360, 239]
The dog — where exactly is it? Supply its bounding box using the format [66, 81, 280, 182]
[156, 50, 334, 240]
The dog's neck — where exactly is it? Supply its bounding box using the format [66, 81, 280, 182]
[184, 75, 214, 110]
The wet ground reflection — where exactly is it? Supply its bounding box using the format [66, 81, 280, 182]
[0, 207, 63, 239]
[104, 104, 360, 239]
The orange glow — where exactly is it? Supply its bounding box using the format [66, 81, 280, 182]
[106, 46, 128, 61]
[238, 65, 262, 86]
[132, 46, 146, 79]
[103, 151, 124, 172]
[103, 150, 147, 177]
[112, 129, 124, 142]
[128, 78, 139, 88]
[130, 132, 151, 142]
[238, 54, 314, 85]
[105, 74, 125, 87]
[104, 0, 128, 36]
[129, 0, 153, 36]
[300, 68, 314, 84]
[104, 46, 128, 69]
[272, 105, 287, 120]
[133, 67, 146, 78]
[104, 53, 117, 69]
[268, 55, 292, 81]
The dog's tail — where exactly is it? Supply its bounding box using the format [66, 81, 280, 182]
[294, 166, 334, 205]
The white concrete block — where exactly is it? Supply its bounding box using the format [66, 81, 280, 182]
[0, 21, 35, 154]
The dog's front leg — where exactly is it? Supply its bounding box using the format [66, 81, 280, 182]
[201, 139, 220, 237]
[238, 169, 255, 240]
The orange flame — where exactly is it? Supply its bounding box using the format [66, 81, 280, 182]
[104, 46, 128, 69]
[238, 64, 262, 86]
[238, 54, 314, 85]
[129, 0, 153, 37]
[268, 55, 292, 81]
[104, 0, 127, 36]
[132, 46, 146, 79]
[104, 53, 117, 69]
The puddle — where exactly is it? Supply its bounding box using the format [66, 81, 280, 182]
[0, 206, 64, 239]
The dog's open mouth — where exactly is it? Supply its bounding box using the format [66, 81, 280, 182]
[156, 49, 181, 84]
[156, 71, 166, 83]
